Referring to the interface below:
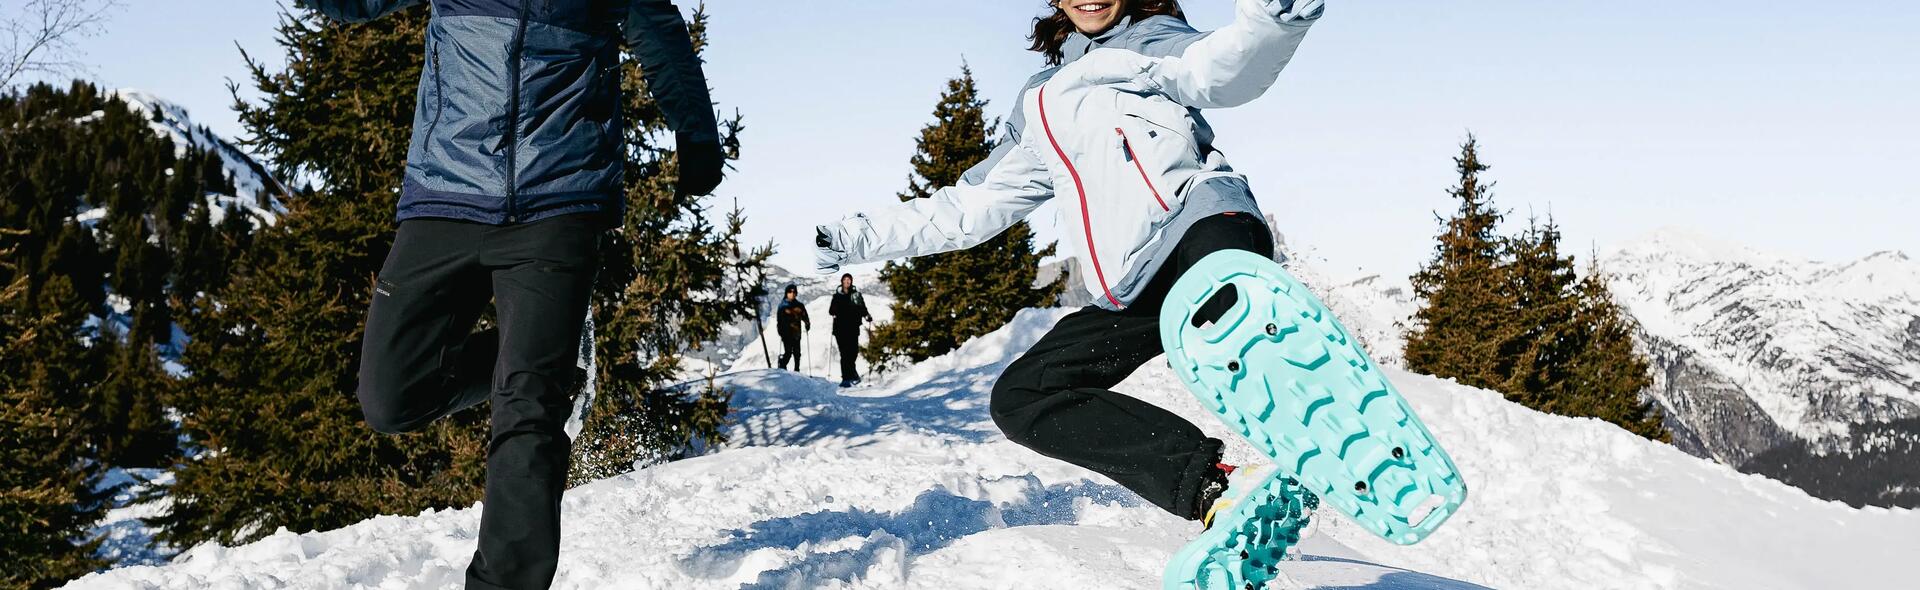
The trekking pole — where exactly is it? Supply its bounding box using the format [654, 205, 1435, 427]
[755, 295, 772, 369]
[805, 329, 814, 378]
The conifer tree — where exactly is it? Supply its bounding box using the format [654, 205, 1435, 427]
[569, 8, 769, 481]
[1561, 267, 1667, 440]
[1498, 217, 1580, 409]
[0, 251, 107, 589]
[158, 6, 491, 548]
[161, 4, 768, 541]
[91, 324, 178, 468]
[867, 66, 1061, 365]
[168, 196, 220, 303]
[1404, 136, 1666, 440]
[2, 82, 187, 471]
[1405, 135, 1516, 390]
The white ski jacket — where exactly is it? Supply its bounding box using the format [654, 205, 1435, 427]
[816, 0, 1323, 310]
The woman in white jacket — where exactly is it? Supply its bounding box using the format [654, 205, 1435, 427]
[815, 0, 1324, 525]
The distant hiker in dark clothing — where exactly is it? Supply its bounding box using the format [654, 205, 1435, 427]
[304, 0, 726, 588]
[827, 273, 871, 387]
[775, 285, 811, 372]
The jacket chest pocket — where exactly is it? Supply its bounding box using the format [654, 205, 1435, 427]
[1115, 112, 1200, 216]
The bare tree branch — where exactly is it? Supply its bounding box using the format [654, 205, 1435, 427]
[0, 0, 122, 89]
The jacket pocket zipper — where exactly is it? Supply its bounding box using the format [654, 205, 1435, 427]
[428, 35, 444, 139]
[1116, 128, 1169, 212]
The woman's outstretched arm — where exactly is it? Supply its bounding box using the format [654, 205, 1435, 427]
[815, 139, 1053, 273]
[1079, 0, 1324, 108]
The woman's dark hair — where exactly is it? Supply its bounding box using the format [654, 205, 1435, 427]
[785, 285, 798, 295]
[1029, 0, 1186, 66]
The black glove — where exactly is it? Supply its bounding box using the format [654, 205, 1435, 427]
[676, 131, 725, 196]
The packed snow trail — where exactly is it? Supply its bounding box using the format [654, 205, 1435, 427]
[68, 309, 1918, 589]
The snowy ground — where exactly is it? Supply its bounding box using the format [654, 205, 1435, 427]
[66, 309, 1920, 589]
[89, 469, 176, 568]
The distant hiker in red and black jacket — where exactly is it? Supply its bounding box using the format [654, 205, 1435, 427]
[775, 285, 811, 372]
[827, 273, 872, 387]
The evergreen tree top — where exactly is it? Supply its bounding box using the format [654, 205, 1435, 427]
[1405, 134, 1665, 442]
[870, 65, 1060, 366]
[901, 65, 995, 202]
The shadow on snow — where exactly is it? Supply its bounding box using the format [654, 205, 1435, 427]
[1299, 554, 1494, 590]
[676, 480, 1142, 588]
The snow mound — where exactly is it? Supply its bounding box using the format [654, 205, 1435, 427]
[67, 309, 1917, 589]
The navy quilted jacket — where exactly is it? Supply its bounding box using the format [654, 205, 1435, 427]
[301, 0, 718, 225]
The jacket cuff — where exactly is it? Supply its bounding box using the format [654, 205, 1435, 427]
[1265, 0, 1325, 24]
[1173, 438, 1227, 520]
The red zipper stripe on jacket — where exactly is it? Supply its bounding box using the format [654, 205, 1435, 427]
[1116, 128, 1169, 211]
[1038, 84, 1124, 309]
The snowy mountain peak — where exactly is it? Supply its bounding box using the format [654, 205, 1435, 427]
[107, 89, 285, 222]
[1615, 226, 1788, 267]
[1604, 227, 1920, 477]
[1339, 274, 1409, 298]
[1866, 250, 1910, 262]
[1819, 250, 1920, 303]
[1613, 227, 1919, 298]
[1269, 216, 1417, 368]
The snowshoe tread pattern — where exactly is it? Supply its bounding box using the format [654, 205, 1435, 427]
[1159, 250, 1467, 545]
[1162, 471, 1312, 590]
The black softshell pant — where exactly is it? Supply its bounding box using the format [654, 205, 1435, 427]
[991, 212, 1273, 520]
[356, 214, 601, 590]
[779, 332, 802, 371]
[835, 330, 860, 382]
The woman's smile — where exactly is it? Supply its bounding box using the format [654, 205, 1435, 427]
[1063, 0, 1124, 34]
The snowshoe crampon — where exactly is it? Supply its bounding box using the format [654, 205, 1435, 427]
[1159, 250, 1468, 546]
[1163, 469, 1313, 590]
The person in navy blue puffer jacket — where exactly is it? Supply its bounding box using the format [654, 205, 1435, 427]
[302, 0, 723, 221]
[298, 1, 724, 588]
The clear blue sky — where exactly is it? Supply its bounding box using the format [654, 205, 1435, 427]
[64, 0, 1920, 281]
